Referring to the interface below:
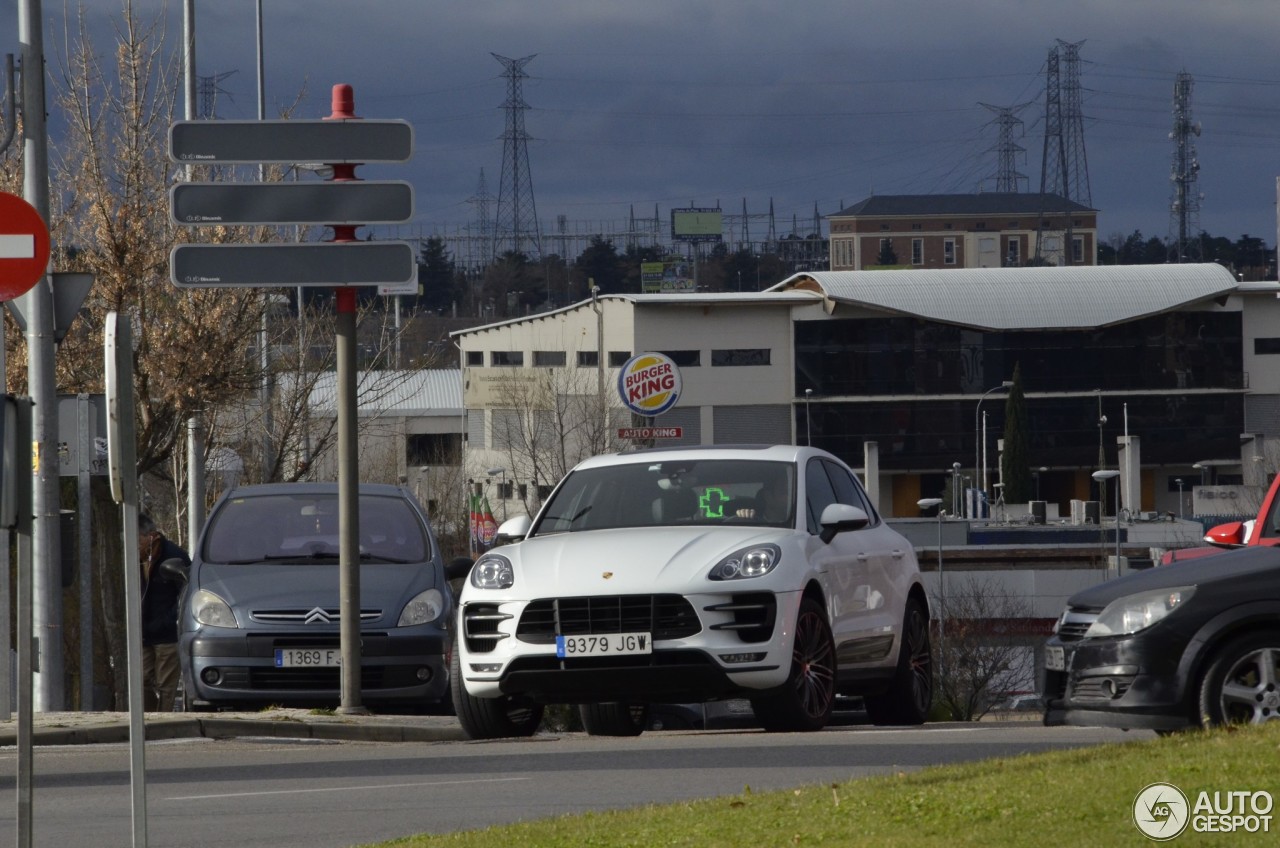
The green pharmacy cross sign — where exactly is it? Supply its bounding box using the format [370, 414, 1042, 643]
[699, 487, 730, 519]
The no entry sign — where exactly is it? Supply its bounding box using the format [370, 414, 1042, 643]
[0, 191, 51, 301]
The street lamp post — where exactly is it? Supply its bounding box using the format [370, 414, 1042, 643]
[804, 388, 813, 446]
[973, 381, 1013, 518]
[1093, 469, 1121, 578]
[1175, 478, 1184, 519]
[917, 497, 945, 683]
[486, 467, 508, 521]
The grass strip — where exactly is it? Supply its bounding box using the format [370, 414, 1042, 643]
[360, 723, 1280, 847]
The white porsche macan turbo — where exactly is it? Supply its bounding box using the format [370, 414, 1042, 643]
[450, 444, 933, 738]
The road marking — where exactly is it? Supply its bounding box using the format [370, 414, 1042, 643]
[167, 776, 529, 802]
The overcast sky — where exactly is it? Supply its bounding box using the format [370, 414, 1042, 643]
[7, 1, 1280, 248]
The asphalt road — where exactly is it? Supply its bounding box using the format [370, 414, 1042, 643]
[0, 723, 1145, 848]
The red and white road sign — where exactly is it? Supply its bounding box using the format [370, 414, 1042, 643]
[0, 191, 51, 301]
[618, 426, 683, 440]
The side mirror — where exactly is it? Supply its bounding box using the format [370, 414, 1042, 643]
[818, 503, 869, 544]
[1204, 521, 1246, 549]
[492, 515, 532, 547]
[445, 556, 474, 582]
[159, 557, 189, 582]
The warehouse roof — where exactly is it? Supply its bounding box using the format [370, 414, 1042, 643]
[771, 264, 1262, 330]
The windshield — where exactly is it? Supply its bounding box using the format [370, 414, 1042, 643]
[203, 492, 430, 564]
[532, 459, 795, 535]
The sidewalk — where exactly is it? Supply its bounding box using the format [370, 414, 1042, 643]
[0, 708, 468, 746]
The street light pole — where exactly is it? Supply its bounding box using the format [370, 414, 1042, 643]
[973, 381, 1012, 518]
[917, 497, 945, 684]
[487, 467, 508, 521]
[1093, 469, 1121, 579]
[804, 388, 813, 446]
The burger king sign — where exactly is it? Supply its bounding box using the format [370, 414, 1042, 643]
[618, 352, 682, 417]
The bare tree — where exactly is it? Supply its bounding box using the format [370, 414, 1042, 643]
[489, 365, 625, 514]
[935, 575, 1036, 721]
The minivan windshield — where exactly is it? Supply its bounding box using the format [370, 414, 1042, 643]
[533, 459, 795, 535]
[203, 493, 429, 564]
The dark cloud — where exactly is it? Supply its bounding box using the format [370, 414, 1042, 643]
[6, 0, 1279, 246]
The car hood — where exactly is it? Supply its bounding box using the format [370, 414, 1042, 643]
[1069, 544, 1280, 609]
[193, 561, 437, 618]
[501, 526, 791, 594]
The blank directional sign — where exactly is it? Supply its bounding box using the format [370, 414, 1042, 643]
[170, 242, 416, 288]
[170, 181, 413, 225]
[170, 120, 413, 164]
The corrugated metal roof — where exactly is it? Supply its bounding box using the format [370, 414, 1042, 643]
[306, 369, 461, 416]
[771, 264, 1256, 330]
[832, 193, 1095, 217]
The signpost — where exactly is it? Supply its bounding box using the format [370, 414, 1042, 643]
[169, 119, 413, 163]
[167, 84, 409, 715]
[170, 181, 413, 225]
[0, 191, 51, 302]
[171, 242, 416, 288]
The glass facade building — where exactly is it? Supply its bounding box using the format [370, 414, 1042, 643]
[794, 313, 1245, 471]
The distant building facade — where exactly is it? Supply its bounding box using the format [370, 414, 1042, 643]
[828, 193, 1098, 271]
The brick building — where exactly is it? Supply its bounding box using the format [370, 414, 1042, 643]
[828, 193, 1098, 270]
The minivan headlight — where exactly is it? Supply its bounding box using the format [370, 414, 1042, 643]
[709, 544, 781, 580]
[398, 589, 445, 626]
[192, 589, 238, 628]
[471, 554, 514, 590]
[1084, 587, 1194, 638]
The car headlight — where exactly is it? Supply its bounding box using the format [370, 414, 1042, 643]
[398, 589, 445, 626]
[471, 553, 514, 590]
[1084, 586, 1195, 638]
[709, 544, 781, 581]
[191, 589, 238, 628]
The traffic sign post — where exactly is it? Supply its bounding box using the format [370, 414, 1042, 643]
[169, 118, 413, 164]
[171, 242, 416, 288]
[170, 181, 413, 226]
[0, 191, 51, 302]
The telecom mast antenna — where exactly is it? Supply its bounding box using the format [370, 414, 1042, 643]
[1168, 70, 1202, 262]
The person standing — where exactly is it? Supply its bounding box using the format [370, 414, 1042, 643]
[139, 514, 190, 711]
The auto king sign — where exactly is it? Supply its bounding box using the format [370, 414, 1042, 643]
[618, 352, 682, 417]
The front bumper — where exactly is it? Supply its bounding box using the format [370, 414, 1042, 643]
[181, 627, 450, 707]
[1041, 628, 1195, 731]
[457, 590, 799, 703]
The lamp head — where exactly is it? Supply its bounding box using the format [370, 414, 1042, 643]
[486, 467, 506, 477]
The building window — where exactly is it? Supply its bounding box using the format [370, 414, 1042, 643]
[491, 351, 523, 367]
[1255, 338, 1280, 355]
[943, 238, 956, 265]
[911, 238, 923, 265]
[1072, 236, 1084, 263]
[944, 223, 953, 230]
[465, 351, 483, 366]
[608, 351, 632, 367]
[660, 350, 701, 367]
[712, 348, 770, 366]
[911, 223, 922, 231]
[879, 223, 891, 230]
[407, 433, 461, 466]
[533, 350, 566, 367]
[975, 222, 987, 230]
[1006, 238, 1020, 266]
[577, 350, 599, 367]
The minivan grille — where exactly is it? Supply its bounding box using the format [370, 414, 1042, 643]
[250, 608, 381, 624]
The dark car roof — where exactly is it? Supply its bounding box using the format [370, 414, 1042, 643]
[1070, 544, 1280, 609]
[220, 482, 408, 498]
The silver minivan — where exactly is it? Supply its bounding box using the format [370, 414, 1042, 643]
[175, 482, 453, 711]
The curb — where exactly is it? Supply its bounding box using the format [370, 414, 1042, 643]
[0, 716, 468, 747]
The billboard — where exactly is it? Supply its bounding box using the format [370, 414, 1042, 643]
[641, 259, 694, 293]
[671, 207, 723, 242]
